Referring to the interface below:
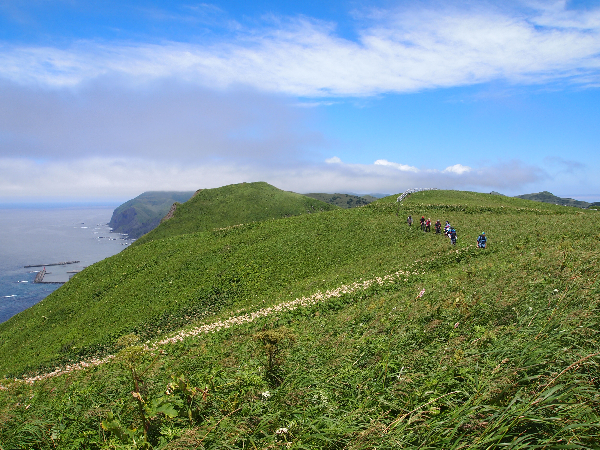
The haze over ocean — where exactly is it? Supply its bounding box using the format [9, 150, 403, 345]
[0, 205, 127, 323]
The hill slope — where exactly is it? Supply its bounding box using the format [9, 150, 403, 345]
[134, 181, 337, 245]
[108, 191, 195, 239]
[1, 190, 599, 448]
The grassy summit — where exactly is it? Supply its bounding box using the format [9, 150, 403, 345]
[134, 181, 337, 245]
[1, 189, 599, 448]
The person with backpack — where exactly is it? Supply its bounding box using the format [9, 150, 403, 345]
[407, 215, 413, 226]
[435, 220, 441, 234]
[425, 218, 431, 232]
[444, 221, 451, 237]
[420, 216, 426, 231]
[450, 228, 457, 245]
[477, 232, 487, 248]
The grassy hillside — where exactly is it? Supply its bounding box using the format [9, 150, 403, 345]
[0, 196, 402, 376]
[304, 193, 375, 208]
[134, 182, 337, 245]
[109, 191, 195, 239]
[516, 190, 590, 208]
[1, 190, 599, 449]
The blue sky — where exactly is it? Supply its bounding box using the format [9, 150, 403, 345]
[1, 0, 599, 202]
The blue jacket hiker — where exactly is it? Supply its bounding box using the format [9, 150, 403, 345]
[477, 232, 487, 248]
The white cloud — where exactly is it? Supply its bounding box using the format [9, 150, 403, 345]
[442, 164, 472, 175]
[0, 2, 599, 96]
[374, 159, 420, 173]
[325, 156, 342, 164]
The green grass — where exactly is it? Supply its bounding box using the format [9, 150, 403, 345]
[1, 189, 599, 449]
[0, 195, 419, 376]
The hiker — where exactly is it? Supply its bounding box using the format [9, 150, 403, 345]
[435, 220, 441, 234]
[450, 228, 457, 245]
[477, 232, 487, 248]
[425, 218, 431, 232]
[407, 215, 413, 226]
[444, 221, 451, 237]
[420, 216, 426, 231]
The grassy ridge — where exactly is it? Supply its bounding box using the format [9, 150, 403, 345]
[0, 193, 405, 376]
[1, 190, 599, 448]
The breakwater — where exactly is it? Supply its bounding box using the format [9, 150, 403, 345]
[25, 261, 80, 268]
[33, 268, 65, 284]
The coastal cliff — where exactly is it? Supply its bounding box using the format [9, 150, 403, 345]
[108, 191, 195, 239]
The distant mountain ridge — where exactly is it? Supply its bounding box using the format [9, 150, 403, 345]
[515, 191, 590, 208]
[108, 191, 195, 239]
[304, 193, 378, 208]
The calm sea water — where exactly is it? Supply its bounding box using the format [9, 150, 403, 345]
[0, 205, 128, 323]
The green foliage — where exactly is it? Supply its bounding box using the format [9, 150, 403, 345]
[254, 327, 296, 386]
[1, 188, 599, 448]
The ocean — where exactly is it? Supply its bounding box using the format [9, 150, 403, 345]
[0, 205, 128, 324]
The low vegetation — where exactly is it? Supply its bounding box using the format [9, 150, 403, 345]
[1, 188, 599, 449]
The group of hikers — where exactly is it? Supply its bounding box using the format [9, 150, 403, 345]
[406, 215, 487, 248]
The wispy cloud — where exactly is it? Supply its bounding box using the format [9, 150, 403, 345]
[327, 157, 544, 192]
[0, 1, 599, 95]
[544, 156, 586, 174]
[0, 79, 320, 162]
